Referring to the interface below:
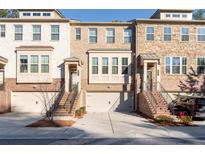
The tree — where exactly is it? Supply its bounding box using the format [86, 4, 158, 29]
[193, 9, 205, 20]
[0, 9, 19, 18]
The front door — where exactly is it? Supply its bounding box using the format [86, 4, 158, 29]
[147, 70, 152, 91]
[71, 71, 79, 91]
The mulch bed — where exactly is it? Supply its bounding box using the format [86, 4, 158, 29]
[149, 119, 198, 127]
[26, 119, 75, 127]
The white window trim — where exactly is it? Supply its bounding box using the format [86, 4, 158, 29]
[163, 26, 172, 42]
[88, 28, 97, 44]
[146, 26, 155, 41]
[91, 57, 99, 75]
[164, 56, 187, 75]
[33, 25, 41, 41]
[0, 25, 5, 38]
[180, 27, 189, 42]
[14, 25, 23, 41]
[106, 28, 115, 43]
[196, 56, 205, 75]
[196, 27, 205, 42]
[123, 28, 132, 44]
[112, 57, 119, 75]
[75, 28, 81, 40]
[88, 51, 131, 84]
[51, 25, 60, 41]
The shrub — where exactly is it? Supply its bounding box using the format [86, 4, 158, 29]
[155, 115, 174, 123]
[179, 116, 192, 124]
[75, 109, 81, 117]
[79, 107, 86, 114]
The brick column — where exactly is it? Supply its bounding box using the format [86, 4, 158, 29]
[143, 62, 147, 91]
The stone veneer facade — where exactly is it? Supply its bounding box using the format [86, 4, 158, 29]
[135, 20, 205, 94]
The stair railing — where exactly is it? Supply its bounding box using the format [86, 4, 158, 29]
[153, 82, 174, 113]
[41, 83, 65, 120]
[143, 82, 157, 114]
[65, 82, 79, 113]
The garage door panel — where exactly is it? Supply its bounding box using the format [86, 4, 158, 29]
[11, 92, 56, 113]
[86, 92, 133, 113]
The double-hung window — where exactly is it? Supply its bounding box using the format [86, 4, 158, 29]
[33, 25, 41, 41]
[164, 27, 171, 41]
[102, 57, 108, 74]
[112, 57, 118, 74]
[124, 29, 132, 43]
[41, 55, 49, 73]
[122, 57, 128, 75]
[75, 28, 81, 40]
[51, 25, 59, 41]
[165, 57, 187, 74]
[30, 55, 39, 73]
[197, 57, 205, 74]
[181, 27, 189, 41]
[89, 28, 97, 43]
[106, 28, 115, 43]
[92, 57, 98, 74]
[20, 55, 28, 73]
[146, 26, 154, 41]
[0, 25, 5, 38]
[15, 25, 23, 40]
[197, 27, 205, 42]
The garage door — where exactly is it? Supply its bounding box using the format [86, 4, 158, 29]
[86, 92, 133, 112]
[11, 92, 56, 113]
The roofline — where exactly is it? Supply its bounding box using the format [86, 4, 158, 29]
[0, 56, 8, 64]
[135, 19, 205, 24]
[150, 9, 193, 19]
[70, 21, 133, 26]
[18, 9, 65, 18]
[0, 18, 69, 22]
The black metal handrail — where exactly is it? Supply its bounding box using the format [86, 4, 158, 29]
[153, 82, 174, 113]
[67, 82, 79, 113]
[41, 84, 65, 120]
[143, 82, 157, 114]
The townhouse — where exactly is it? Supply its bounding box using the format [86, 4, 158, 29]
[0, 9, 70, 113]
[1, 9, 205, 119]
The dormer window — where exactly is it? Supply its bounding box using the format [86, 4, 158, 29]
[172, 14, 180, 18]
[182, 14, 187, 18]
[33, 13, 41, 16]
[43, 13, 51, 16]
[23, 12, 31, 16]
[165, 14, 171, 18]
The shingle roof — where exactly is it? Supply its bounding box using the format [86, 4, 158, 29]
[140, 53, 160, 60]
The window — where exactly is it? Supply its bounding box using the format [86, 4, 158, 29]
[41, 55, 49, 73]
[14, 25, 23, 40]
[165, 57, 187, 74]
[0, 25, 5, 38]
[181, 27, 189, 41]
[197, 57, 205, 74]
[172, 14, 180, 18]
[112, 57, 118, 74]
[43, 12, 51, 16]
[92, 57, 98, 74]
[197, 28, 205, 42]
[23, 12, 30, 16]
[20, 55, 28, 73]
[146, 26, 154, 41]
[165, 14, 171, 18]
[51, 25, 59, 40]
[122, 57, 128, 74]
[182, 14, 187, 18]
[164, 27, 171, 41]
[75, 28, 81, 40]
[30, 55, 39, 73]
[33, 13, 41, 16]
[89, 28, 97, 43]
[106, 28, 115, 43]
[124, 29, 132, 43]
[33, 25, 41, 40]
[102, 57, 108, 74]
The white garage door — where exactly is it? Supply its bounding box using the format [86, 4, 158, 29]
[11, 92, 56, 113]
[86, 92, 133, 113]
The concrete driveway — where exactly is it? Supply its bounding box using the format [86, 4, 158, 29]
[1, 111, 205, 144]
